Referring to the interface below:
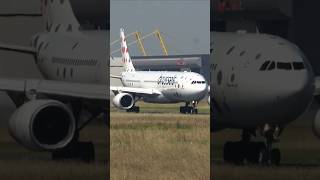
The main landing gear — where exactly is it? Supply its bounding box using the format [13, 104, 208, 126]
[126, 106, 140, 113]
[223, 125, 282, 165]
[180, 101, 198, 114]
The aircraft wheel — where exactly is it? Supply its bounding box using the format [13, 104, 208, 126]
[52, 141, 95, 163]
[246, 142, 266, 164]
[127, 106, 140, 113]
[223, 141, 233, 163]
[180, 107, 186, 114]
[270, 148, 281, 165]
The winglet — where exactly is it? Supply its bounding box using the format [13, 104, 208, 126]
[120, 28, 135, 72]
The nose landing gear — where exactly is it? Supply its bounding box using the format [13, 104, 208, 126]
[180, 101, 198, 114]
[223, 125, 282, 165]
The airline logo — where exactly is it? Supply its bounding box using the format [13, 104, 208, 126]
[157, 75, 177, 85]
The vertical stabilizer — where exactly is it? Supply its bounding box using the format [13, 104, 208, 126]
[41, 0, 80, 33]
[120, 28, 135, 72]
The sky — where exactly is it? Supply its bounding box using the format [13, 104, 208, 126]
[110, 0, 210, 57]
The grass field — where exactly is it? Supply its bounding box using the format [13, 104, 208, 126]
[211, 116, 320, 180]
[0, 121, 108, 180]
[110, 102, 210, 180]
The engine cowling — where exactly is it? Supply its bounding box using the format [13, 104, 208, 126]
[112, 93, 134, 110]
[9, 100, 76, 151]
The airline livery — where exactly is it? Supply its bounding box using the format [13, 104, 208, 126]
[111, 29, 208, 114]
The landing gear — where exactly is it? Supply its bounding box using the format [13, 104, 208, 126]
[52, 141, 95, 163]
[180, 101, 198, 114]
[126, 106, 140, 113]
[223, 126, 282, 165]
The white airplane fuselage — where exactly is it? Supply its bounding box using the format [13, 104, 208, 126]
[211, 32, 315, 131]
[31, 31, 108, 84]
[121, 71, 208, 103]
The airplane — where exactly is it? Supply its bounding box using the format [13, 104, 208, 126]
[110, 28, 208, 114]
[0, 0, 108, 162]
[210, 31, 320, 165]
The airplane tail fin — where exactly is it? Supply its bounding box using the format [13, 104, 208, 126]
[41, 0, 80, 33]
[120, 28, 135, 72]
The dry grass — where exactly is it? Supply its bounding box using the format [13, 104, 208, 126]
[110, 112, 210, 180]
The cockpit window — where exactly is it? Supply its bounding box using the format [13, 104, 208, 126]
[292, 62, 305, 70]
[192, 81, 206, 84]
[268, 61, 276, 70]
[260, 61, 270, 71]
[277, 62, 292, 70]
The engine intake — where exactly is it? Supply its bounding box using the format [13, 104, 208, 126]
[9, 100, 76, 151]
[112, 93, 134, 110]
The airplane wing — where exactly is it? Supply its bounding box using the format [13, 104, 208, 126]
[0, 78, 108, 106]
[110, 86, 161, 96]
[0, 43, 36, 54]
[110, 75, 122, 79]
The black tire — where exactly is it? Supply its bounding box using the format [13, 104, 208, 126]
[180, 107, 186, 114]
[223, 141, 233, 163]
[194, 109, 198, 114]
[52, 141, 95, 163]
[271, 148, 281, 165]
[246, 142, 266, 164]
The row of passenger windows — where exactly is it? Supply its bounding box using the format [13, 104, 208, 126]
[191, 81, 206, 84]
[259, 61, 305, 71]
[52, 57, 98, 66]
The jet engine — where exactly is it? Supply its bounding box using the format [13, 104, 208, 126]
[9, 100, 76, 151]
[112, 93, 134, 110]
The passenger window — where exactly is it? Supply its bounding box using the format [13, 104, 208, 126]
[240, 51, 246, 56]
[217, 71, 223, 85]
[56, 68, 59, 77]
[292, 62, 305, 70]
[260, 61, 270, 71]
[268, 61, 276, 70]
[226, 46, 235, 55]
[63, 68, 66, 79]
[255, 54, 261, 60]
[277, 62, 292, 70]
[70, 68, 73, 77]
[230, 73, 235, 82]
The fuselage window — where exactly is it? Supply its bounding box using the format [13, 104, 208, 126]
[226, 46, 235, 55]
[292, 62, 305, 70]
[55, 24, 61, 32]
[217, 71, 223, 85]
[63, 68, 66, 79]
[277, 62, 292, 70]
[260, 61, 270, 71]
[230, 73, 235, 82]
[44, 42, 50, 50]
[268, 61, 276, 70]
[38, 42, 44, 51]
[70, 68, 73, 77]
[56, 68, 59, 77]
[72, 43, 79, 50]
[240, 51, 246, 56]
[255, 54, 261, 60]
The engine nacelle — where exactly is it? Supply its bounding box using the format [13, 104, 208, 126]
[112, 93, 134, 110]
[9, 100, 76, 151]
